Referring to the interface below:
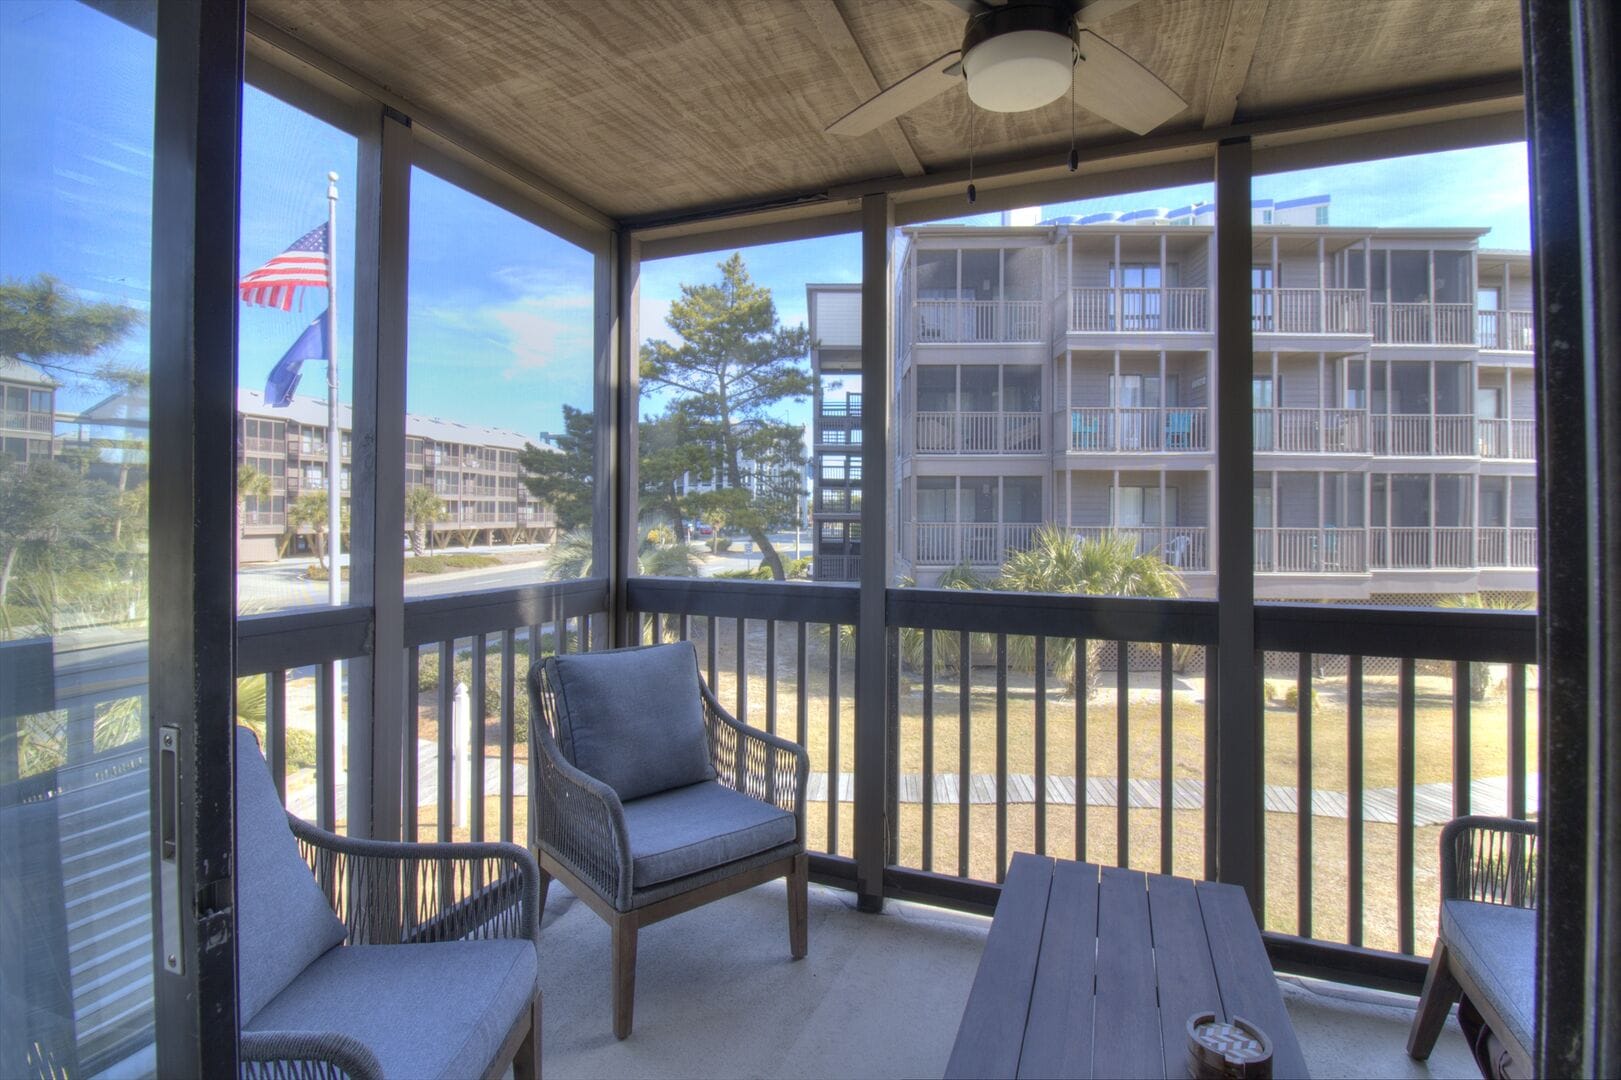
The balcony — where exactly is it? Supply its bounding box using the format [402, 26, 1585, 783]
[1478, 308, 1536, 351]
[1370, 413, 1477, 455]
[1251, 288, 1369, 334]
[913, 299, 1043, 344]
[914, 411, 1044, 454]
[1068, 524, 1210, 570]
[1067, 406, 1210, 452]
[1370, 302, 1476, 345]
[1254, 408, 1368, 453]
[1476, 418, 1537, 459]
[911, 522, 1041, 564]
[1067, 287, 1209, 333]
[1255, 527, 1368, 573]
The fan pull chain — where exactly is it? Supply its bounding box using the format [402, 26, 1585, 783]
[967, 102, 977, 204]
[1069, 45, 1080, 172]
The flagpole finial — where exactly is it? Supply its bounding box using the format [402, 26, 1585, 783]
[327, 171, 339, 200]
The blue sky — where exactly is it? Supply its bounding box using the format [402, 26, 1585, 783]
[4, 1, 1533, 442]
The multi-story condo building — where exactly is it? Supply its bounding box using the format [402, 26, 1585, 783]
[811, 197, 1538, 603]
[236, 389, 557, 563]
[807, 283, 864, 582]
[0, 358, 56, 463]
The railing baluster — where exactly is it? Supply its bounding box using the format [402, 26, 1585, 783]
[471, 633, 487, 843]
[1508, 663, 1527, 819]
[1160, 644, 1173, 875]
[735, 616, 748, 722]
[316, 661, 336, 833]
[1076, 637, 1088, 863]
[501, 630, 516, 844]
[707, 615, 718, 689]
[995, 634, 1008, 882]
[1452, 660, 1472, 817]
[886, 627, 901, 864]
[765, 620, 777, 736]
[1297, 652, 1313, 939]
[405, 646, 420, 841]
[958, 629, 971, 879]
[1115, 640, 1129, 868]
[796, 622, 808, 748]
[438, 639, 454, 843]
[528, 625, 539, 665]
[679, 613, 690, 643]
[267, 670, 287, 802]
[1203, 646, 1217, 879]
[1034, 636, 1047, 857]
[922, 631, 935, 873]
[828, 623, 841, 856]
[1347, 655, 1365, 948]
[1397, 656, 1417, 955]
[556, 611, 568, 655]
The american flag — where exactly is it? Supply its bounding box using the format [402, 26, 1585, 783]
[239, 223, 329, 311]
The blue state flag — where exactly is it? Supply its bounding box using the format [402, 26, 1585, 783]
[265, 309, 328, 407]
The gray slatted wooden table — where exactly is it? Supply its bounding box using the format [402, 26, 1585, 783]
[945, 853, 1310, 1079]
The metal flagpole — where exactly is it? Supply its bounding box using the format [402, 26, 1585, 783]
[325, 171, 342, 607]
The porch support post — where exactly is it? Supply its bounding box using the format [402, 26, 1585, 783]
[148, 0, 244, 1070]
[347, 107, 412, 840]
[855, 192, 893, 912]
[607, 232, 638, 643]
[1523, 0, 1620, 1072]
[1214, 137, 1261, 913]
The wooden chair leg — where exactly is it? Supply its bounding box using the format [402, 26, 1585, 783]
[612, 913, 639, 1040]
[513, 995, 541, 1080]
[1408, 939, 1462, 1060]
[788, 853, 808, 960]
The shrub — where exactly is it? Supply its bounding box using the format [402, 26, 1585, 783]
[1282, 684, 1320, 710]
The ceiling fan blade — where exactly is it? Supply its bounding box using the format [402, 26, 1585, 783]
[924, 0, 994, 16]
[1074, 0, 1144, 25]
[825, 51, 964, 137]
[1072, 29, 1186, 134]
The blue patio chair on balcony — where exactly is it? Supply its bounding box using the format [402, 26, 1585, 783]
[527, 640, 810, 1040]
[1071, 412, 1105, 451]
[234, 726, 542, 1080]
[1165, 409, 1195, 449]
[1408, 816, 1538, 1078]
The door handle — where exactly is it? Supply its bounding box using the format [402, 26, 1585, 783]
[158, 725, 184, 975]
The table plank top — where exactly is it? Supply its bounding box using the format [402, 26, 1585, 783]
[945, 854, 1310, 1079]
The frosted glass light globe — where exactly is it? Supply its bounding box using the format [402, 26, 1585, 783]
[962, 30, 1073, 113]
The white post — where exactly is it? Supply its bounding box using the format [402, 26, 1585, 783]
[1270, 234, 1279, 331]
[325, 172, 342, 608]
[1112, 234, 1122, 330]
[1158, 233, 1168, 330]
[452, 681, 471, 829]
[1317, 236, 1326, 331]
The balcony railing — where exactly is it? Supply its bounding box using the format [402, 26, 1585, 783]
[1371, 413, 1477, 455]
[913, 299, 1043, 343]
[914, 411, 1044, 454]
[814, 554, 862, 581]
[1371, 302, 1476, 344]
[1068, 406, 1209, 452]
[1369, 526, 1475, 569]
[1067, 525, 1209, 570]
[1249, 288, 1370, 334]
[1477, 418, 1537, 459]
[1478, 309, 1535, 351]
[820, 395, 862, 418]
[1, 409, 54, 433]
[1476, 527, 1539, 567]
[912, 522, 1041, 565]
[1067, 287, 1209, 333]
[1254, 527, 1367, 572]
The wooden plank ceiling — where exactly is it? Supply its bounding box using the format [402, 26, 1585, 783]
[249, 0, 1522, 223]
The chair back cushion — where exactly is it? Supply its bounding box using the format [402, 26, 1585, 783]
[234, 725, 348, 1022]
[546, 642, 715, 801]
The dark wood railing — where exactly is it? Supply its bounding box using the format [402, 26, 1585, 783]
[232, 577, 1538, 992]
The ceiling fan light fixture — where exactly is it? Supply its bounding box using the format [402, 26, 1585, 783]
[963, 29, 1075, 112]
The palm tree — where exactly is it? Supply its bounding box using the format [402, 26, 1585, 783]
[404, 485, 446, 557]
[898, 563, 988, 675]
[286, 491, 331, 569]
[543, 526, 704, 580]
[236, 464, 272, 563]
[994, 526, 1184, 695]
[1442, 592, 1534, 700]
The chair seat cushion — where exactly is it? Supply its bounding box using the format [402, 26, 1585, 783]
[234, 726, 348, 1021]
[548, 642, 715, 802]
[244, 939, 538, 1080]
[623, 781, 797, 890]
[1441, 899, 1536, 1055]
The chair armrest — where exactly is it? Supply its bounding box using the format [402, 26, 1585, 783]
[1440, 815, 1538, 907]
[240, 1029, 383, 1080]
[529, 726, 635, 910]
[287, 816, 541, 945]
[699, 682, 810, 840]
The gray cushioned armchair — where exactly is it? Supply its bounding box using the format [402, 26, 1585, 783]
[527, 641, 810, 1039]
[1408, 815, 1538, 1076]
[232, 726, 543, 1080]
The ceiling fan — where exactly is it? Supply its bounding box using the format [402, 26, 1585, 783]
[825, 0, 1186, 139]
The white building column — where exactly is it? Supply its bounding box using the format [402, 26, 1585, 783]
[1317, 236, 1326, 331]
[1112, 233, 1122, 331]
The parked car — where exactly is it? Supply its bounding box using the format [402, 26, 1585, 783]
[685, 520, 714, 537]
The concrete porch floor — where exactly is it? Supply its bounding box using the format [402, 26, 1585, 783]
[534, 879, 1479, 1079]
